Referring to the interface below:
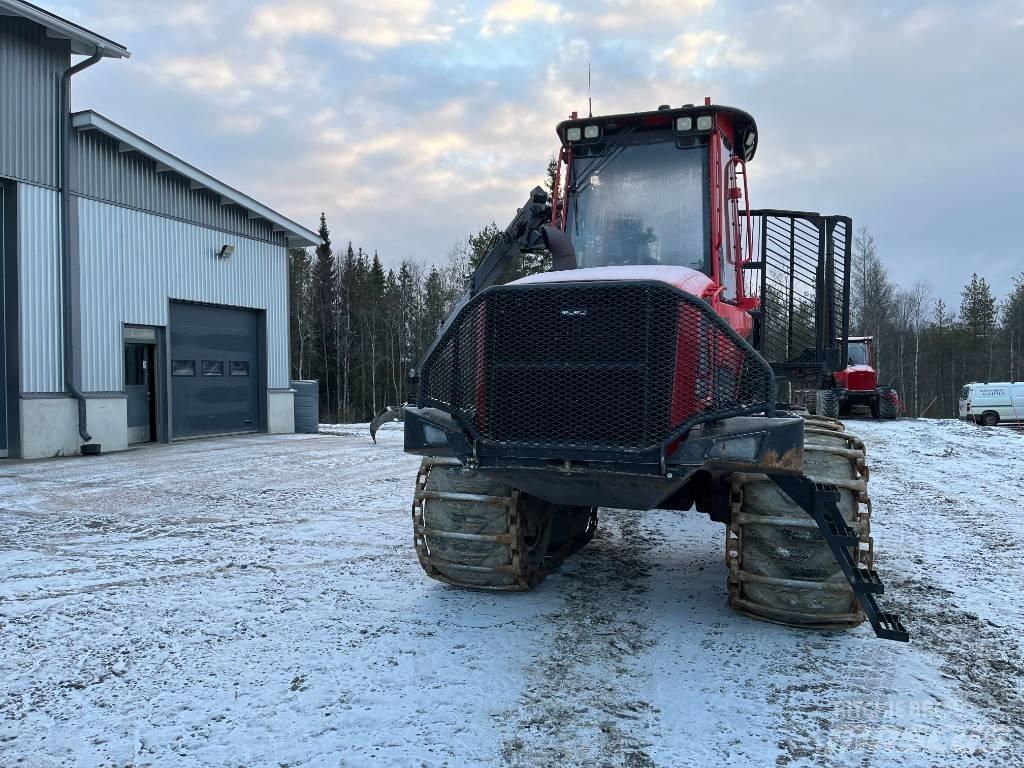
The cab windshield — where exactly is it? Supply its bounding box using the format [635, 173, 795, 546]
[848, 342, 869, 366]
[567, 140, 709, 271]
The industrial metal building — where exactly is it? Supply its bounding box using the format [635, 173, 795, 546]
[1, 1, 319, 459]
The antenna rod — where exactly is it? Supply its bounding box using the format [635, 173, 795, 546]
[588, 63, 593, 117]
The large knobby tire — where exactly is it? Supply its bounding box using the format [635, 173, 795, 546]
[816, 389, 840, 419]
[727, 415, 871, 630]
[879, 392, 899, 420]
[411, 459, 594, 591]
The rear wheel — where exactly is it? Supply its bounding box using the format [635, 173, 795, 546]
[879, 391, 899, 420]
[726, 415, 872, 630]
[979, 411, 999, 427]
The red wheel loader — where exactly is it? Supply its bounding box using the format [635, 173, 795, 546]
[389, 101, 907, 641]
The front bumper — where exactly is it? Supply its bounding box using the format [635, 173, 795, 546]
[403, 405, 804, 509]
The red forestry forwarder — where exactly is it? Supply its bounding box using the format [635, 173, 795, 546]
[380, 99, 908, 641]
[815, 336, 901, 419]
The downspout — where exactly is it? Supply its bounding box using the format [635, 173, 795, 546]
[60, 47, 104, 445]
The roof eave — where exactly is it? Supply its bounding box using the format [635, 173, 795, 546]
[71, 111, 321, 247]
[0, 0, 131, 58]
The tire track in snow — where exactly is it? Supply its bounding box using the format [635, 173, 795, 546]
[500, 510, 661, 768]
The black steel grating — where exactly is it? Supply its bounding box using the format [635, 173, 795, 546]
[746, 212, 851, 372]
[419, 281, 774, 452]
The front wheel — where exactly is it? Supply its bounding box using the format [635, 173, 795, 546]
[816, 389, 840, 418]
[412, 458, 553, 590]
[727, 416, 872, 630]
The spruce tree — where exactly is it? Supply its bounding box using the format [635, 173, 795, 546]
[960, 273, 997, 381]
[287, 247, 313, 378]
[1002, 273, 1024, 381]
[312, 213, 336, 419]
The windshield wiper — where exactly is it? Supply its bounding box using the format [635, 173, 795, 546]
[571, 123, 640, 198]
[570, 123, 641, 235]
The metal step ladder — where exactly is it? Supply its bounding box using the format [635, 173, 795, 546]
[768, 473, 910, 642]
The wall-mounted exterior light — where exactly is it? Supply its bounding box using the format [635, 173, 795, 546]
[217, 244, 235, 259]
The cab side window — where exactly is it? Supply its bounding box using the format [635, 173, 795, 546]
[720, 139, 740, 302]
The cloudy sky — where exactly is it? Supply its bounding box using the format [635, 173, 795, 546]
[57, 0, 1022, 305]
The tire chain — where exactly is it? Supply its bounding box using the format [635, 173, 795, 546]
[412, 457, 597, 591]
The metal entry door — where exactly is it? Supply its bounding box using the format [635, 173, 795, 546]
[169, 302, 261, 439]
[125, 342, 156, 443]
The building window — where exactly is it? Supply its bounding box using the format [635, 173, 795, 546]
[202, 360, 224, 377]
[172, 359, 195, 377]
[125, 345, 147, 385]
[229, 361, 250, 377]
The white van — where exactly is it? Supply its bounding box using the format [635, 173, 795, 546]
[959, 382, 1024, 426]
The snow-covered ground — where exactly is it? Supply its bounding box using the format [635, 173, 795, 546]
[1, 419, 1022, 767]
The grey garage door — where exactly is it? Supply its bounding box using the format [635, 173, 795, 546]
[169, 302, 261, 439]
[0, 183, 9, 456]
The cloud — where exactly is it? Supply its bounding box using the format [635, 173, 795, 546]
[164, 3, 216, 27]
[247, 0, 453, 47]
[901, 6, 950, 38]
[659, 30, 767, 71]
[217, 114, 264, 134]
[593, 0, 713, 30]
[147, 46, 322, 106]
[68, 0, 1024, 304]
[156, 55, 242, 93]
[481, 0, 565, 37]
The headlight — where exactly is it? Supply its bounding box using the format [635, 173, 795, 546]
[583, 125, 600, 139]
[696, 115, 713, 131]
[675, 116, 693, 131]
[566, 127, 582, 142]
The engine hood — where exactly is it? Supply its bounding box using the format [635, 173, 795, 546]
[510, 265, 716, 299]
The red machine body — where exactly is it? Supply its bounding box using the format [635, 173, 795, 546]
[824, 336, 900, 419]
[833, 337, 879, 392]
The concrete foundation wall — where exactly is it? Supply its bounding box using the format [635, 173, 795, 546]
[86, 398, 128, 453]
[18, 396, 129, 458]
[20, 398, 78, 458]
[267, 390, 295, 434]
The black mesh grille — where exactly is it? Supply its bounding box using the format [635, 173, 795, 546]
[419, 281, 773, 452]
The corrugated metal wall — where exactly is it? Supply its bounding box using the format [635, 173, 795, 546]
[0, 18, 66, 187]
[17, 183, 64, 392]
[77, 198, 289, 392]
[76, 131, 286, 245]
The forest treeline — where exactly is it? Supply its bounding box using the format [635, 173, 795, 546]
[288, 215, 1024, 422]
[287, 216, 546, 422]
[849, 229, 1024, 417]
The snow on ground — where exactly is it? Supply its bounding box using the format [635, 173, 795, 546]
[1, 419, 1022, 767]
